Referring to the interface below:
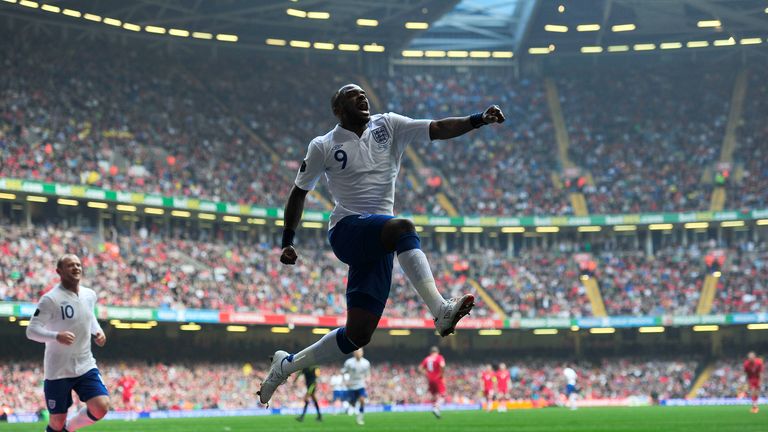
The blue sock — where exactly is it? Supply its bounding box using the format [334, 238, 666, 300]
[395, 232, 420, 255]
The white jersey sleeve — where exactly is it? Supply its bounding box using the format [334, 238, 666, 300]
[26, 296, 59, 343]
[386, 112, 431, 156]
[295, 138, 326, 191]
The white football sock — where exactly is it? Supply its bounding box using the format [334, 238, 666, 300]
[397, 249, 445, 317]
[283, 329, 350, 375]
[66, 407, 97, 431]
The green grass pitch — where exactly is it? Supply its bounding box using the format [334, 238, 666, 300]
[3, 406, 765, 432]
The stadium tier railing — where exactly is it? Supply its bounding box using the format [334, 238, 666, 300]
[1, 178, 768, 229]
[1, 301, 766, 330]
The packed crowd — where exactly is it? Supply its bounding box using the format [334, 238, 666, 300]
[697, 357, 767, 398]
[710, 242, 768, 314]
[558, 68, 732, 214]
[0, 32, 326, 211]
[726, 70, 768, 209]
[381, 71, 571, 216]
[1, 357, 700, 414]
[0, 224, 490, 319]
[595, 246, 705, 316]
[5, 224, 767, 318]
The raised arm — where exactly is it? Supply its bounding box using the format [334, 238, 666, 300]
[279, 185, 310, 265]
[428, 105, 505, 141]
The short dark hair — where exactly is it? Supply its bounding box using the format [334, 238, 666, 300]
[331, 88, 344, 112]
[56, 254, 78, 269]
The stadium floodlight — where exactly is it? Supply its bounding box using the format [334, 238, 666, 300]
[18, 0, 37, 8]
[589, 327, 616, 334]
[692, 325, 719, 332]
[306, 11, 330, 19]
[103, 17, 121, 27]
[223, 215, 242, 223]
[289, 40, 311, 48]
[535, 226, 560, 233]
[684, 222, 709, 229]
[19, 320, 30, 327]
[40, 4, 59, 12]
[62, 8, 81, 17]
[638, 326, 665, 333]
[478, 329, 502, 336]
[720, 220, 744, 227]
[405, 22, 429, 30]
[415, 226, 424, 232]
[492, 51, 514, 58]
[633, 43, 656, 51]
[660, 42, 683, 50]
[86, 201, 108, 209]
[338, 44, 360, 51]
[265, 38, 287, 46]
[123, 23, 141, 32]
[226, 326, 248, 333]
[9, 316, 16, 322]
[180, 323, 202, 331]
[580, 46, 603, 54]
[312, 328, 332, 335]
[713, 38, 736, 46]
[424, 50, 446, 58]
[0, 193, 16, 200]
[145, 25, 166, 34]
[577, 225, 602, 232]
[216, 34, 238, 42]
[198, 213, 216, 220]
[607, 45, 630, 52]
[363, 44, 385, 52]
[388, 329, 411, 336]
[740, 38, 762, 45]
[286, 8, 307, 18]
[313, 42, 335, 50]
[757, 219, 768, 225]
[570, 325, 580, 331]
[528, 47, 550, 55]
[26, 195, 48, 203]
[747, 323, 768, 330]
[192, 32, 213, 40]
[275, 220, 284, 226]
[302, 221, 324, 229]
[271, 326, 291, 333]
[116, 204, 137, 212]
[686, 41, 709, 48]
[144, 207, 165, 215]
[435, 226, 458, 233]
[2, 0, 17, 3]
[697, 20, 721, 28]
[128, 323, 154, 330]
[576, 24, 600, 32]
[501, 226, 525, 233]
[169, 28, 190, 37]
[460, 227, 484, 233]
[247, 218, 266, 225]
[83, 13, 101, 22]
[469, 51, 492, 58]
[611, 24, 636, 32]
[447, 51, 469, 58]
[356, 18, 378, 27]
[57, 198, 78, 206]
[544, 24, 568, 33]
[648, 223, 673, 230]
[533, 329, 558, 335]
[171, 210, 191, 218]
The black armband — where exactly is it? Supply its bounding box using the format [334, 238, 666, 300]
[281, 228, 296, 248]
[469, 112, 487, 128]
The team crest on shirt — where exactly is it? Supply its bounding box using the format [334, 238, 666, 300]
[371, 126, 391, 151]
[48, 399, 56, 410]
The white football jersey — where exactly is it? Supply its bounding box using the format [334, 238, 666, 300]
[563, 367, 577, 386]
[342, 357, 371, 391]
[26, 284, 103, 380]
[295, 112, 431, 229]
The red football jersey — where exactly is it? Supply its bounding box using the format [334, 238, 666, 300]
[744, 358, 764, 379]
[118, 376, 137, 395]
[495, 370, 511, 391]
[481, 371, 496, 390]
[421, 354, 445, 381]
